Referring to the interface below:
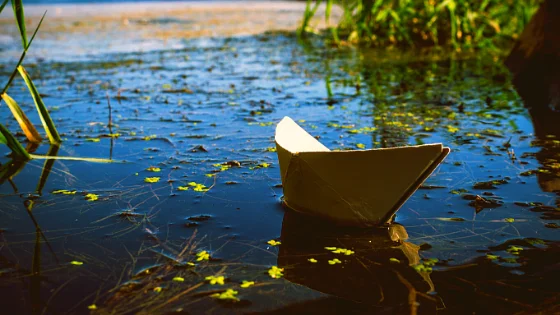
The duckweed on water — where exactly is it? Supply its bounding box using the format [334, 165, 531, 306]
[211, 289, 239, 301]
[267, 240, 281, 246]
[52, 189, 76, 195]
[196, 250, 210, 261]
[144, 177, 160, 183]
[268, 266, 284, 279]
[240, 280, 255, 288]
[85, 193, 98, 201]
[205, 275, 225, 285]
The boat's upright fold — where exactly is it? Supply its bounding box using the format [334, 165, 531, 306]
[275, 116, 449, 226]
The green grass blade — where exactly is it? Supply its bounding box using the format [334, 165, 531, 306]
[17, 66, 61, 144]
[1, 11, 46, 96]
[0, 0, 9, 15]
[0, 123, 31, 160]
[11, 0, 28, 49]
[1, 93, 43, 143]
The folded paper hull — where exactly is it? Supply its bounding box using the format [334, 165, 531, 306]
[276, 116, 450, 226]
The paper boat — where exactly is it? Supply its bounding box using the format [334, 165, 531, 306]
[275, 116, 450, 226]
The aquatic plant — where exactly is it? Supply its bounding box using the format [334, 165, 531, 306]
[300, 0, 541, 49]
[1, 0, 61, 160]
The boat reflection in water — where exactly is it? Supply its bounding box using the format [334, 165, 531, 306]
[276, 210, 442, 314]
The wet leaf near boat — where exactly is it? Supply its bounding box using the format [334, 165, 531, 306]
[267, 240, 281, 246]
[250, 162, 270, 170]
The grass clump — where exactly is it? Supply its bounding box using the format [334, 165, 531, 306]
[300, 0, 541, 49]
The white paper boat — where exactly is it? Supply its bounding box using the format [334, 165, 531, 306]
[275, 116, 450, 226]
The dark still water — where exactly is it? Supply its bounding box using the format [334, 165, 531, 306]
[0, 23, 558, 315]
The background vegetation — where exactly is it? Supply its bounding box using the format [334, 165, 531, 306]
[301, 0, 541, 49]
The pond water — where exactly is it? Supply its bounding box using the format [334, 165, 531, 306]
[0, 25, 559, 315]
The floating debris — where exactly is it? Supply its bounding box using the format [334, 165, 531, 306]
[144, 177, 160, 183]
[268, 266, 284, 279]
[211, 289, 239, 301]
[205, 275, 225, 285]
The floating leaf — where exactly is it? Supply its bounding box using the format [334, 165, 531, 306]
[240, 280, 255, 288]
[486, 254, 499, 260]
[328, 258, 342, 265]
[85, 193, 98, 201]
[177, 186, 189, 191]
[144, 177, 160, 183]
[267, 240, 281, 246]
[504, 218, 515, 223]
[146, 166, 161, 172]
[507, 245, 523, 254]
[325, 247, 354, 255]
[205, 275, 225, 285]
[389, 258, 400, 263]
[52, 189, 76, 195]
[188, 182, 209, 192]
[70, 261, 84, 266]
[211, 289, 239, 301]
[268, 266, 284, 279]
[173, 277, 185, 282]
[196, 250, 210, 261]
[153, 287, 162, 293]
[356, 143, 366, 149]
[308, 258, 318, 263]
[86, 138, 100, 142]
[87, 304, 97, 310]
